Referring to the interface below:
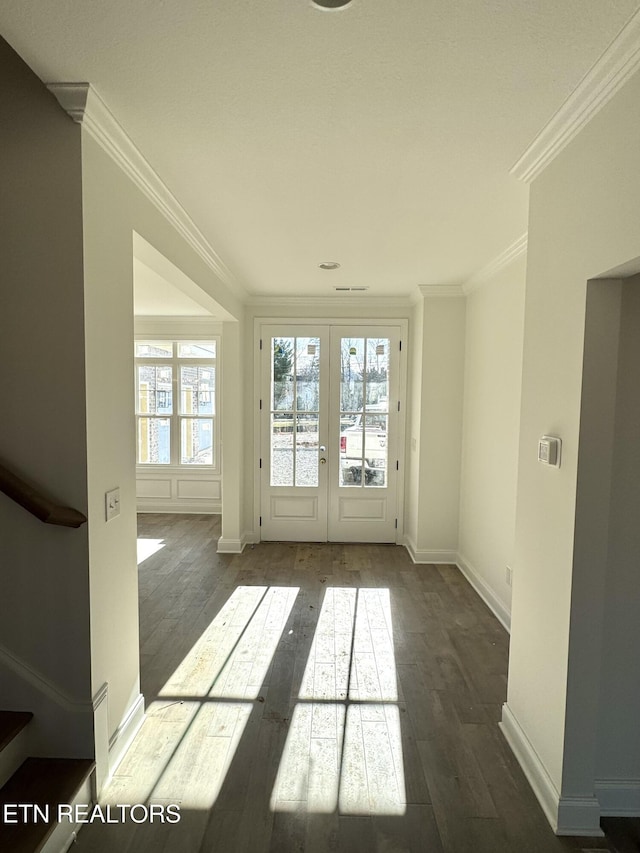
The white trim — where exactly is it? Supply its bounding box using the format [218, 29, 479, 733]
[0, 642, 91, 713]
[499, 704, 604, 837]
[249, 295, 413, 309]
[456, 552, 511, 633]
[595, 779, 640, 816]
[92, 683, 108, 711]
[137, 501, 221, 514]
[47, 83, 246, 298]
[243, 529, 259, 546]
[556, 797, 603, 837]
[463, 234, 528, 295]
[510, 9, 640, 183]
[500, 703, 562, 832]
[217, 537, 247, 554]
[403, 539, 457, 564]
[416, 284, 465, 299]
[92, 683, 109, 797]
[108, 693, 145, 777]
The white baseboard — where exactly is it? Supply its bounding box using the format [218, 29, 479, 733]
[403, 538, 457, 564]
[500, 703, 603, 836]
[556, 797, 603, 836]
[243, 530, 259, 546]
[595, 778, 640, 815]
[456, 552, 511, 633]
[108, 693, 145, 778]
[216, 537, 247, 554]
[137, 502, 221, 514]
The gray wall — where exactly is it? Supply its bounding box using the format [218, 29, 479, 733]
[596, 275, 640, 783]
[0, 36, 93, 755]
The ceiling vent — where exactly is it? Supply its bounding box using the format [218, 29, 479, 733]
[334, 286, 369, 292]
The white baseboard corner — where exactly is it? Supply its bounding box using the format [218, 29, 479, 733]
[556, 797, 604, 837]
[595, 779, 640, 816]
[456, 552, 511, 633]
[403, 538, 457, 565]
[108, 693, 145, 778]
[500, 703, 603, 837]
[216, 537, 246, 554]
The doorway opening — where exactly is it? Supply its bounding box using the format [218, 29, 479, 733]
[259, 322, 406, 543]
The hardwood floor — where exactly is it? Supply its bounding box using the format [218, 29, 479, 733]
[75, 514, 634, 852]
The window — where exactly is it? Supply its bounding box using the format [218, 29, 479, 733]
[135, 340, 218, 468]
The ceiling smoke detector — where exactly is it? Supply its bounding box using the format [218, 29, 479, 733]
[311, 0, 353, 9]
[318, 261, 341, 270]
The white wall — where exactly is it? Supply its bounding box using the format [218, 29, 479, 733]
[458, 256, 526, 629]
[0, 36, 94, 757]
[407, 295, 466, 561]
[506, 66, 640, 831]
[80, 129, 244, 769]
[405, 300, 424, 551]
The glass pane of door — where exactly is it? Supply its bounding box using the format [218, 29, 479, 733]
[338, 337, 390, 488]
[270, 337, 320, 488]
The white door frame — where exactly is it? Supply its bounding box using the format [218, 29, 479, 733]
[253, 317, 408, 543]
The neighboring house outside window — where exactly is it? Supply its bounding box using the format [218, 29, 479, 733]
[135, 340, 218, 469]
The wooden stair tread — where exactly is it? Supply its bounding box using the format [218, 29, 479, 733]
[0, 712, 33, 753]
[0, 757, 94, 853]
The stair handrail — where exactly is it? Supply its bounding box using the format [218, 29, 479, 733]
[0, 461, 87, 528]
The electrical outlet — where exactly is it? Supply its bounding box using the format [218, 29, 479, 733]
[105, 488, 120, 521]
[506, 566, 513, 587]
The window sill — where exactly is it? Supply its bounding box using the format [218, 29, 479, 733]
[136, 465, 220, 476]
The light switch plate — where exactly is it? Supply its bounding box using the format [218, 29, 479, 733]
[105, 488, 120, 521]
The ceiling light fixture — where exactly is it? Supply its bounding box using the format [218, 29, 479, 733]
[318, 261, 341, 270]
[311, 0, 353, 9]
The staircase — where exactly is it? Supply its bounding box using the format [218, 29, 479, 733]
[0, 712, 94, 853]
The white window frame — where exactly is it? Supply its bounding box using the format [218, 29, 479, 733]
[135, 339, 220, 473]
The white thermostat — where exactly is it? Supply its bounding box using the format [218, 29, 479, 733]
[538, 435, 561, 468]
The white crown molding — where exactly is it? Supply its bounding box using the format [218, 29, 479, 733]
[463, 233, 528, 295]
[415, 284, 465, 299]
[47, 83, 247, 300]
[248, 294, 413, 309]
[511, 9, 640, 183]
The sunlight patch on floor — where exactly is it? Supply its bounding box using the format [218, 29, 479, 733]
[272, 587, 406, 816]
[100, 585, 299, 809]
[136, 538, 166, 565]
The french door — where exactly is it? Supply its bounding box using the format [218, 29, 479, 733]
[259, 323, 402, 542]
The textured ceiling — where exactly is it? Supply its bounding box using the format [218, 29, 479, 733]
[2, 0, 639, 297]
